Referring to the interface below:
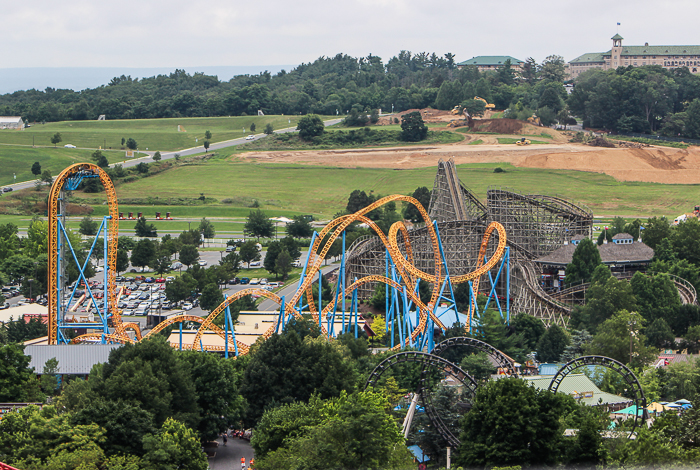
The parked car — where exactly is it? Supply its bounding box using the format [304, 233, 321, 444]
[182, 302, 193, 311]
[122, 309, 135, 316]
[239, 277, 250, 285]
[155, 277, 165, 283]
[144, 277, 155, 283]
[170, 262, 183, 270]
[260, 278, 268, 285]
[250, 261, 261, 267]
[198, 260, 207, 266]
[64, 144, 77, 148]
[165, 276, 175, 282]
[249, 278, 260, 285]
[226, 246, 235, 252]
[115, 276, 126, 283]
[228, 278, 240, 285]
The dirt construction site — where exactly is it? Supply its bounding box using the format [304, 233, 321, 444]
[241, 109, 700, 185]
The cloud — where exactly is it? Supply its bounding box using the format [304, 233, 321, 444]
[4, 0, 699, 68]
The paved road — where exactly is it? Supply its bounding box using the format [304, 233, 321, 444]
[209, 435, 254, 470]
[1, 118, 343, 192]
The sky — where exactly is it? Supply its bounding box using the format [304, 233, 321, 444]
[4, 0, 699, 73]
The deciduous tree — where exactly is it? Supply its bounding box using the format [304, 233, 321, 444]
[400, 111, 428, 142]
[244, 209, 274, 240]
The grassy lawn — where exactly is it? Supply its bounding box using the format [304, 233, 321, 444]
[66, 161, 700, 219]
[468, 139, 484, 145]
[232, 129, 462, 152]
[0, 147, 134, 186]
[0, 115, 319, 153]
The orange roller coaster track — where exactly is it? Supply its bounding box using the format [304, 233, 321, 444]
[48, 163, 120, 345]
[46, 163, 507, 355]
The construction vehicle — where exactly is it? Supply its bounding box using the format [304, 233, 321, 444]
[515, 138, 531, 146]
[451, 105, 462, 115]
[474, 96, 495, 109]
[672, 205, 700, 225]
[527, 114, 542, 126]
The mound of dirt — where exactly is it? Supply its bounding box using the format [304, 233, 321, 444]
[472, 118, 524, 134]
[587, 136, 616, 148]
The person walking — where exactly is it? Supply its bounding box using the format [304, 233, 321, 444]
[222, 432, 228, 446]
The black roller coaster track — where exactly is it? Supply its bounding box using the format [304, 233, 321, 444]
[548, 355, 648, 435]
[432, 336, 518, 377]
[365, 351, 477, 448]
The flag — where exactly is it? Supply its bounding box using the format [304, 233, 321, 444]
[640, 226, 645, 230]
[605, 226, 608, 230]
[617, 22, 621, 25]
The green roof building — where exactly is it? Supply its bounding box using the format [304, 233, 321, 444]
[457, 56, 524, 72]
[569, 34, 700, 79]
[523, 373, 632, 410]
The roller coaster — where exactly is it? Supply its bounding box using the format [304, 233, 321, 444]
[47, 163, 509, 354]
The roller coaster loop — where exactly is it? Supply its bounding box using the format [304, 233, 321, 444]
[549, 355, 648, 435]
[48, 163, 120, 345]
[365, 351, 477, 448]
[432, 336, 518, 377]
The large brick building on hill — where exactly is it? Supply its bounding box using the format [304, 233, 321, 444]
[568, 34, 700, 79]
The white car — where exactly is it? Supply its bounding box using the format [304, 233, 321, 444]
[166, 276, 175, 282]
[249, 278, 260, 285]
[182, 302, 193, 311]
[198, 260, 207, 266]
[245, 135, 255, 140]
[250, 261, 261, 267]
[64, 144, 77, 148]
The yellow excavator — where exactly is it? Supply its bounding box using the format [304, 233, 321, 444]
[527, 114, 542, 126]
[474, 96, 495, 109]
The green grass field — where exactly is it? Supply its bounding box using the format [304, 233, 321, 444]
[62, 161, 700, 219]
[0, 115, 315, 153]
[1, 160, 695, 232]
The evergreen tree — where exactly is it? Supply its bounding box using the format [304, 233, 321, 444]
[536, 324, 570, 363]
[565, 238, 602, 286]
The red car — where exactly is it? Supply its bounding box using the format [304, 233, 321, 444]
[155, 278, 165, 283]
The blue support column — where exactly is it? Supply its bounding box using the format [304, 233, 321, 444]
[224, 295, 229, 359]
[341, 231, 346, 335]
[179, 321, 183, 351]
[102, 217, 109, 338]
[296, 232, 317, 315]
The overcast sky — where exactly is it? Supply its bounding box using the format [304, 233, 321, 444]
[5, 0, 699, 70]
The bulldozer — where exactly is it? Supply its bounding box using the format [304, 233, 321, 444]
[515, 137, 531, 146]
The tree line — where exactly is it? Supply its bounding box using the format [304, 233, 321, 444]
[0, 53, 566, 125]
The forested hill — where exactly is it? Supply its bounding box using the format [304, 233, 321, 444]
[4, 51, 700, 140]
[0, 51, 560, 122]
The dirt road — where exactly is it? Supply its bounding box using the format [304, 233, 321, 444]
[239, 138, 700, 185]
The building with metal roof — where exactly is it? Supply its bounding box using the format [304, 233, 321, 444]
[24, 344, 121, 375]
[0, 117, 24, 130]
[569, 34, 700, 79]
[524, 373, 632, 410]
[456, 56, 524, 72]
